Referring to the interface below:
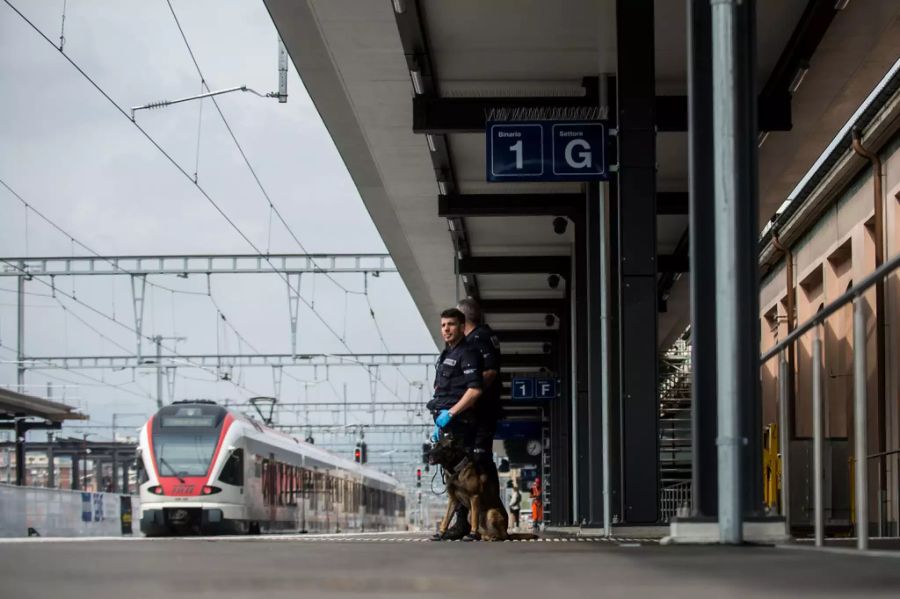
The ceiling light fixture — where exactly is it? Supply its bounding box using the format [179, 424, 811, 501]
[788, 62, 810, 95]
[410, 69, 424, 95]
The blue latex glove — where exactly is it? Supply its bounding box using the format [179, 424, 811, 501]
[435, 409, 453, 429]
[431, 425, 441, 442]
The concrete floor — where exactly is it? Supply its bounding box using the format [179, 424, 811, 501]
[2, 533, 899, 598]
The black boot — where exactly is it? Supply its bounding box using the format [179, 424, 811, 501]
[431, 506, 471, 541]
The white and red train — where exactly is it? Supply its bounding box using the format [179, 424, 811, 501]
[137, 400, 406, 536]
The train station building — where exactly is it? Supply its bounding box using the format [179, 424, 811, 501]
[262, 0, 900, 541]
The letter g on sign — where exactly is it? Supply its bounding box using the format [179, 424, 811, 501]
[564, 139, 592, 169]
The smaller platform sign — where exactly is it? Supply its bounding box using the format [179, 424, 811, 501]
[535, 378, 557, 400]
[511, 377, 535, 400]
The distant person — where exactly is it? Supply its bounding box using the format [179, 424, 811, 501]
[530, 477, 543, 531]
[509, 482, 522, 529]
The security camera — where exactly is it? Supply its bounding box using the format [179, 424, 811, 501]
[552, 217, 568, 235]
[547, 274, 561, 289]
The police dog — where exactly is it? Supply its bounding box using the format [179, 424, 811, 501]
[428, 435, 535, 542]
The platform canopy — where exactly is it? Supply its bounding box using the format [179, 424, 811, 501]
[263, 0, 899, 350]
[0, 387, 86, 424]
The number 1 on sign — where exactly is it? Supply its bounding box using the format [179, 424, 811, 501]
[510, 140, 523, 169]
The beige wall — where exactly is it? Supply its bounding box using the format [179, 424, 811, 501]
[759, 133, 900, 527]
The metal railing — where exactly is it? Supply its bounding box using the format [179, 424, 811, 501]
[760, 251, 899, 550]
[660, 481, 692, 523]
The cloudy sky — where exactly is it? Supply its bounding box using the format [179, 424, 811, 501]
[0, 0, 437, 470]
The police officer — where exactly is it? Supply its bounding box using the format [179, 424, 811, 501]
[442, 298, 502, 540]
[426, 307, 483, 540]
[457, 298, 502, 465]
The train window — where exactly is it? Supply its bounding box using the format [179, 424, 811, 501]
[262, 459, 271, 505]
[218, 449, 243, 486]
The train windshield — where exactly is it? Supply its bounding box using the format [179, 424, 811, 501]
[151, 403, 226, 477]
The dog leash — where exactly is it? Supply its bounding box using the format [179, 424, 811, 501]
[430, 467, 447, 496]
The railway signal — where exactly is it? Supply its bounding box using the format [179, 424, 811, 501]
[354, 441, 368, 464]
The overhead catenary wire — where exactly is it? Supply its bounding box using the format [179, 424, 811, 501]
[0, 342, 155, 402]
[51, 294, 134, 355]
[3, 0, 410, 405]
[0, 178, 403, 403]
[161, 0, 364, 297]
[0, 259, 265, 398]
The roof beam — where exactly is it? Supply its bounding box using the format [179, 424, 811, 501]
[439, 193, 582, 218]
[657, 192, 689, 215]
[439, 191, 688, 217]
[459, 254, 686, 276]
[658, 228, 690, 312]
[457, 256, 571, 277]
[657, 254, 689, 273]
[480, 299, 566, 315]
[414, 94, 790, 134]
[759, 0, 841, 133]
[502, 353, 557, 370]
[493, 329, 558, 344]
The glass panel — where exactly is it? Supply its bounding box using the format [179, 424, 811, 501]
[153, 431, 219, 477]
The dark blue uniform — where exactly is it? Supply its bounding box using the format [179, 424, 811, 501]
[466, 324, 502, 451]
[466, 324, 502, 416]
[427, 341, 483, 447]
[427, 340, 483, 413]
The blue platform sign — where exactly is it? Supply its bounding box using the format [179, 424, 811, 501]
[535, 378, 557, 400]
[511, 377, 534, 400]
[487, 121, 608, 182]
[488, 123, 544, 178]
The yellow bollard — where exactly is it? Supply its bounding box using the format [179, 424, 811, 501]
[762, 424, 780, 511]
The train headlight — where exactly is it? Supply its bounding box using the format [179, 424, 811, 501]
[149, 486, 164, 495]
[202, 485, 222, 495]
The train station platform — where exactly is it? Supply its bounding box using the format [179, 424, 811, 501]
[2, 533, 899, 598]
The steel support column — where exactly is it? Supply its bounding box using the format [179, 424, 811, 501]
[17, 270, 25, 393]
[616, 0, 659, 523]
[14, 418, 25, 486]
[47, 434, 55, 488]
[688, 0, 718, 518]
[111, 450, 119, 493]
[71, 453, 80, 490]
[552, 304, 573, 525]
[572, 222, 584, 522]
[711, 0, 763, 544]
[586, 179, 606, 527]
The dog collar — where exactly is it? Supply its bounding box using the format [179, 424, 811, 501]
[452, 455, 470, 474]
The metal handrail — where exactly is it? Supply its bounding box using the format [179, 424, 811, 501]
[760, 251, 900, 363]
[759, 249, 898, 551]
